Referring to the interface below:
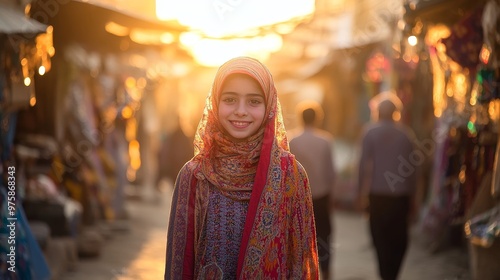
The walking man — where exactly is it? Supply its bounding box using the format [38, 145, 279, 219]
[357, 92, 417, 280]
[290, 101, 336, 280]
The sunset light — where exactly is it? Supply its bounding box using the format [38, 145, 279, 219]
[180, 32, 283, 67]
[156, 0, 314, 66]
[5, 0, 490, 279]
[156, 0, 315, 37]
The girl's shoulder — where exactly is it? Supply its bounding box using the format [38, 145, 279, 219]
[183, 159, 198, 172]
[174, 158, 200, 183]
[278, 149, 294, 163]
[278, 150, 310, 198]
[279, 149, 307, 176]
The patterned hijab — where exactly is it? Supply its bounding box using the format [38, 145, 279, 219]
[192, 56, 289, 201]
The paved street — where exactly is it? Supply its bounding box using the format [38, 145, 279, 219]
[60, 184, 471, 280]
[332, 210, 470, 280]
[60, 184, 175, 280]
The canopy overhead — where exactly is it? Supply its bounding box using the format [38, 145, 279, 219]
[0, 2, 47, 35]
[29, 0, 184, 31]
[404, 0, 488, 26]
[29, 0, 186, 51]
[67, 0, 186, 31]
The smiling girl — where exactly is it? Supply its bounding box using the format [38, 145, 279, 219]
[164, 57, 319, 279]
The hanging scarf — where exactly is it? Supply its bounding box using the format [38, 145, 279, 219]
[165, 57, 319, 279]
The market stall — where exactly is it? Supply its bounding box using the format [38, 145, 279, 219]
[404, 0, 500, 277]
[0, 1, 53, 279]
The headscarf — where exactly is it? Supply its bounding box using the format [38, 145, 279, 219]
[165, 57, 318, 279]
[193, 56, 289, 201]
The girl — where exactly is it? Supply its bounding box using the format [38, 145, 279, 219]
[164, 57, 319, 279]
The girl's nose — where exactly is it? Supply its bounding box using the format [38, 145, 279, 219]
[234, 102, 248, 117]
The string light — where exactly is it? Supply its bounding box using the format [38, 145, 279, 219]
[407, 35, 417, 46]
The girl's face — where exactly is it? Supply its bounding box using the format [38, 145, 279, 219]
[218, 74, 266, 141]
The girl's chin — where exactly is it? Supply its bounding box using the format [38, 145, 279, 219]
[228, 134, 249, 143]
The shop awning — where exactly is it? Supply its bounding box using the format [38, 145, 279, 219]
[29, 0, 187, 51]
[404, 0, 488, 26]
[67, 0, 186, 31]
[0, 3, 47, 34]
[30, 0, 185, 32]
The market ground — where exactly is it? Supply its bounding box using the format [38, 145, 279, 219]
[58, 181, 471, 280]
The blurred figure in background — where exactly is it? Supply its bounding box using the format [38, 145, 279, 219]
[357, 92, 417, 280]
[156, 119, 194, 190]
[289, 101, 336, 280]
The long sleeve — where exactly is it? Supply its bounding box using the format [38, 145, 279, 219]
[165, 166, 196, 280]
[324, 140, 336, 194]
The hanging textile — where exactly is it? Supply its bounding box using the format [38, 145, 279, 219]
[0, 188, 51, 280]
[464, 171, 500, 278]
[0, 111, 17, 163]
[482, 0, 500, 68]
[476, 66, 500, 103]
[441, 7, 484, 70]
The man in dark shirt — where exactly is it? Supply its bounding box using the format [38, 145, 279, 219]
[357, 93, 417, 280]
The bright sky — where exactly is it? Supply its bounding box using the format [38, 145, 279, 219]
[157, 0, 315, 37]
[156, 0, 315, 66]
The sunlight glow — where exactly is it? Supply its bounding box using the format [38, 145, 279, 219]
[180, 32, 283, 67]
[156, 0, 314, 37]
[105, 21, 129, 37]
[156, 0, 313, 67]
[129, 29, 176, 45]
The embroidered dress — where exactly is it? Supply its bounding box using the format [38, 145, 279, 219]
[164, 57, 319, 279]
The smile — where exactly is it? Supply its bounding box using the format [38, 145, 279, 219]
[230, 121, 251, 128]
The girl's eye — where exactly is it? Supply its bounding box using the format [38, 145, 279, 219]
[222, 97, 236, 103]
[249, 99, 263, 105]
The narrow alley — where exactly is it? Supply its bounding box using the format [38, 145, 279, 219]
[60, 182, 470, 280]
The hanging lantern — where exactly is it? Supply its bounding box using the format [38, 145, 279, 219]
[365, 51, 391, 83]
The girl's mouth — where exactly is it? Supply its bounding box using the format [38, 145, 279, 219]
[231, 121, 251, 128]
